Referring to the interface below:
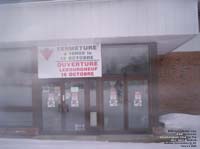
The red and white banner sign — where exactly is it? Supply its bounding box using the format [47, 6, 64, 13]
[38, 44, 102, 78]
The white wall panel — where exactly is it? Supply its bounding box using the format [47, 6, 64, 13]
[0, 0, 198, 42]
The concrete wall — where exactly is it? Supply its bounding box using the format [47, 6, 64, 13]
[0, 0, 198, 42]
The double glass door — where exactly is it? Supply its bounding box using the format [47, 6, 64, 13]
[103, 78, 149, 132]
[41, 78, 149, 134]
[42, 80, 88, 133]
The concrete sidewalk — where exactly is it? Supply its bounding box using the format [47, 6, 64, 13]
[0, 138, 183, 149]
[32, 134, 162, 143]
[0, 134, 162, 143]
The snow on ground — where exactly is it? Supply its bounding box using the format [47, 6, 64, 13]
[0, 113, 199, 149]
[160, 113, 200, 148]
[160, 113, 200, 131]
[0, 138, 179, 149]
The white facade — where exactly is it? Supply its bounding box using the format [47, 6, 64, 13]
[0, 0, 199, 54]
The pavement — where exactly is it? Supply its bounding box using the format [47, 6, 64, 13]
[0, 138, 184, 149]
[33, 134, 162, 143]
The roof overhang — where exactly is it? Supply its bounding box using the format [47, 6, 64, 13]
[0, 34, 197, 55]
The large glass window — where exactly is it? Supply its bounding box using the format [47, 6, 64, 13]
[102, 45, 149, 75]
[0, 49, 33, 127]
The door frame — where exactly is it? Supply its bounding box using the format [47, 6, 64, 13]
[39, 78, 101, 134]
[32, 42, 157, 135]
[98, 42, 157, 134]
[39, 79, 84, 134]
[100, 75, 151, 134]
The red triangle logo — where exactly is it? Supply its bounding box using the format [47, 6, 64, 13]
[40, 48, 53, 60]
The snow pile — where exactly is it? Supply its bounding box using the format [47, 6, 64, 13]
[159, 113, 200, 148]
[160, 113, 200, 130]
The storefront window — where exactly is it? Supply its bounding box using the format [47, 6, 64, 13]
[0, 49, 33, 127]
[102, 45, 149, 75]
[0, 112, 32, 127]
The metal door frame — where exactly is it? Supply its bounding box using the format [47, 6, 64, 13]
[39, 79, 88, 134]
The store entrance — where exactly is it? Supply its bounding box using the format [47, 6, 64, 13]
[40, 77, 150, 134]
[102, 76, 149, 133]
[41, 79, 90, 133]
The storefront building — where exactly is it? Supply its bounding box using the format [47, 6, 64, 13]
[0, 0, 199, 136]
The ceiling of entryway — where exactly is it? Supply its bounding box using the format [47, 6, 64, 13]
[0, 0, 111, 4]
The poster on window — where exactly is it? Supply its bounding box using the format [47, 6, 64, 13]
[71, 86, 79, 92]
[38, 44, 102, 78]
[109, 88, 118, 107]
[71, 92, 79, 107]
[134, 91, 142, 107]
[47, 94, 56, 108]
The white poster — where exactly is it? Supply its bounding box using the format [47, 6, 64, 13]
[109, 88, 118, 107]
[134, 91, 142, 107]
[47, 94, 56, 108]
[38, 44, 102, 78]
[71, 92, 79, 107]
[70, 87, 79, 93]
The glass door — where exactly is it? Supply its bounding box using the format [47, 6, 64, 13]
[102, 77, 150, 132]
[103, 78, 125, 131]
[63, 80, 86, 132]
[127, 79, 149, 130]
[42, 82, 62, 133]
[41, 80, 87, 133]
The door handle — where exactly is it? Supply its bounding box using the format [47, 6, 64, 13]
[62, 95, 65, 102]
[62, 94, 69, 113]
[58, 103, 62, 112]
[58, 95, 65, 113]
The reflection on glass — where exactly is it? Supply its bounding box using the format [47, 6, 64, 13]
[104, 80, 124, 130]
[128, 80, 149, 129]
[89, 80, 96, 107]
[0, 50, 32, 86]
[102, 45, 149, 75]
[0, 49, 32, 126]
